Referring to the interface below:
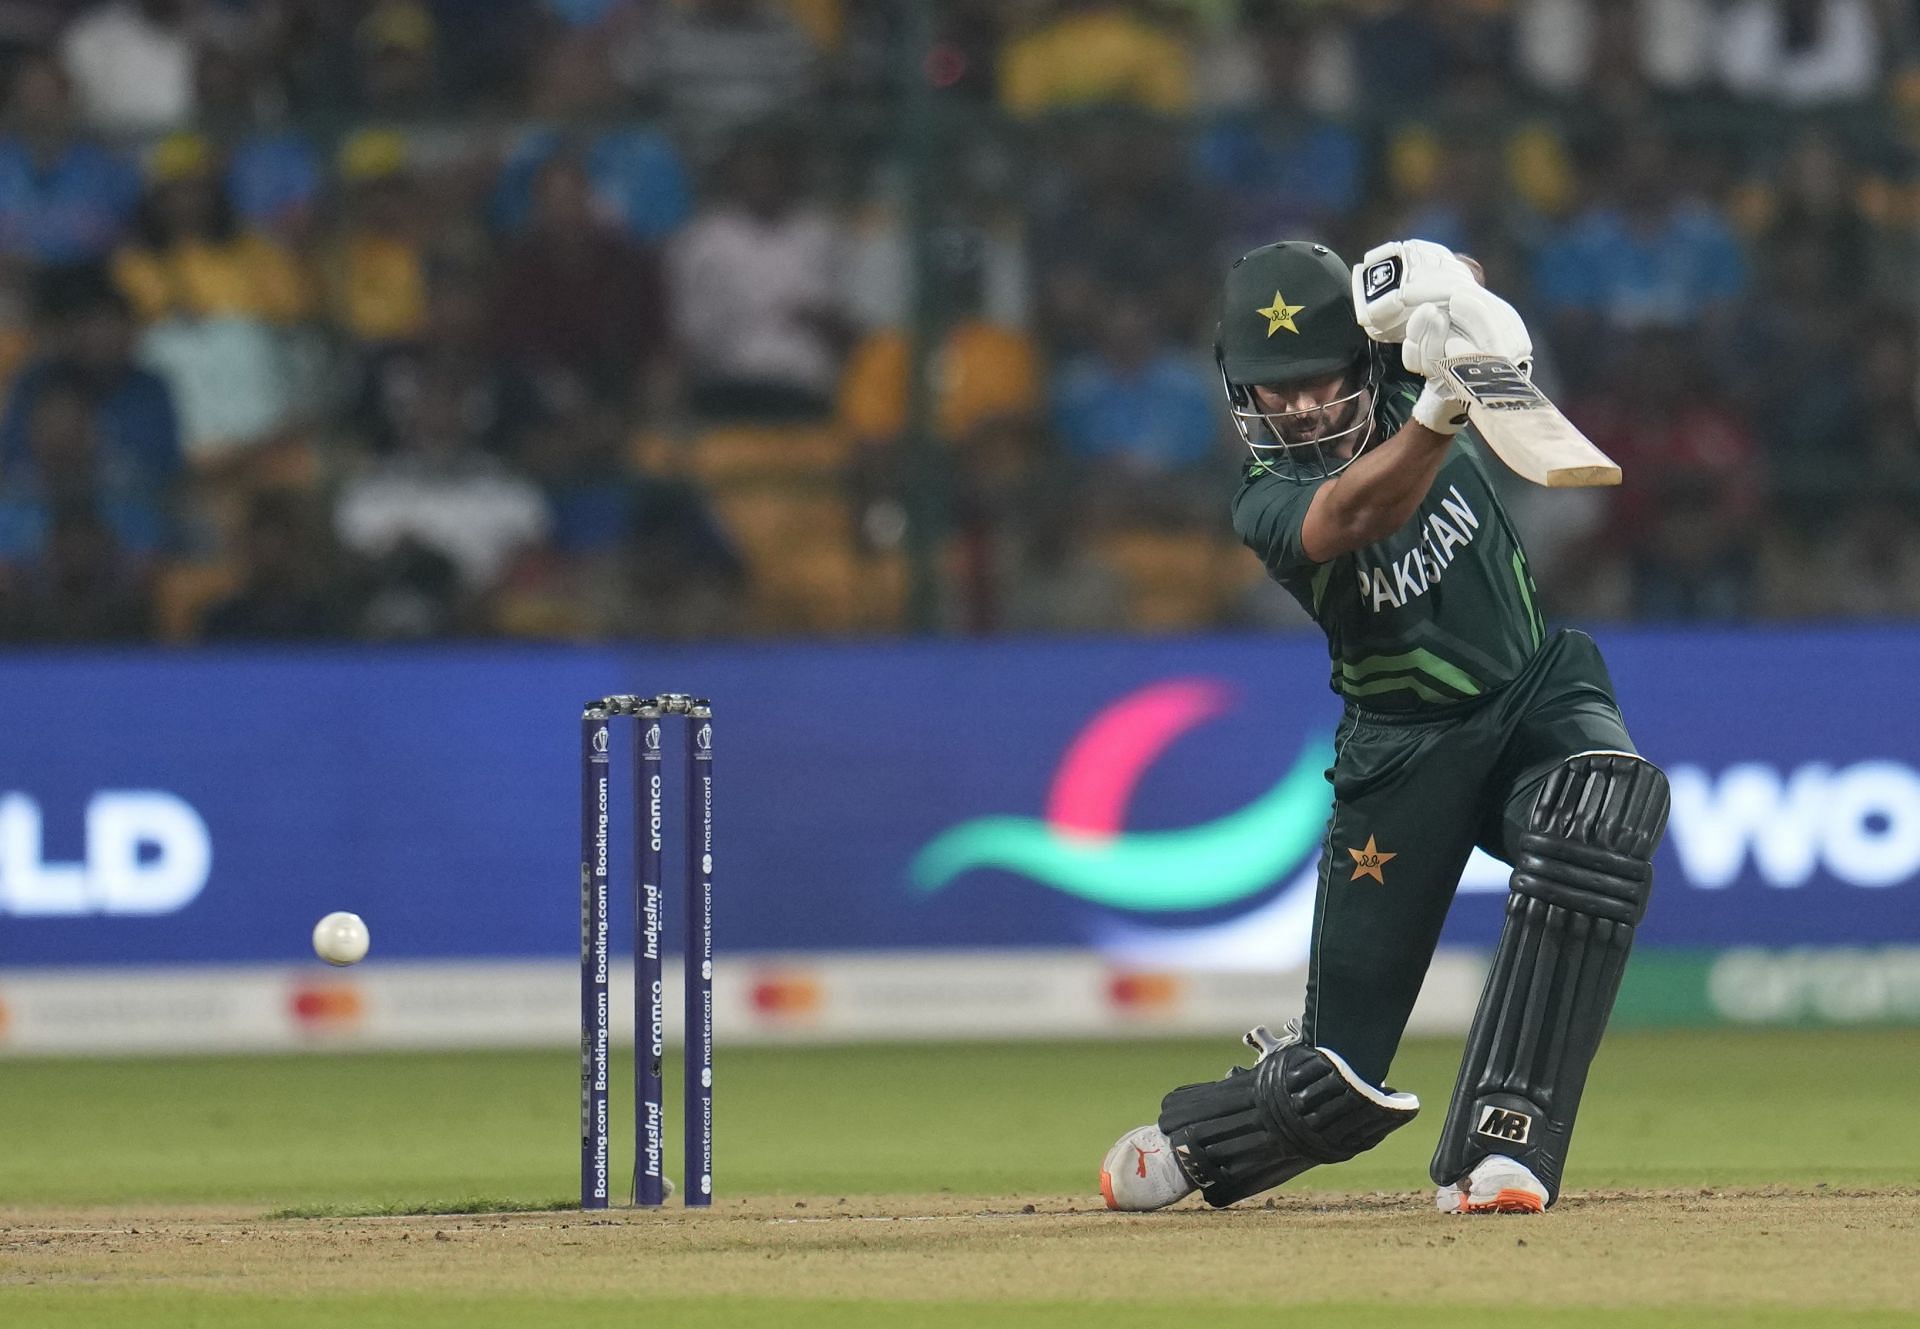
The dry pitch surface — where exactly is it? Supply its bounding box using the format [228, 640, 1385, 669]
[8, 1188, 1919, 1328]
[4, 1034, 1920, 1327]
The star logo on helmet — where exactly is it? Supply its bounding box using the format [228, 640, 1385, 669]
[1256, 291, 1304, 337]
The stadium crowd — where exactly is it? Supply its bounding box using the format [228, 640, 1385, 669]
[0, 0, 1917, 643]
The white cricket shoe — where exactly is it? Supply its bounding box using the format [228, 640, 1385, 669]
[1434, 1154, 1548, 1214]
[1099, 1124, 1196, 1211]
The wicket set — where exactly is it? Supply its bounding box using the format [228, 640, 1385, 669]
[579, 693, 714, 1209]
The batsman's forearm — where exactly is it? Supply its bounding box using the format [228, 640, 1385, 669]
[1320, 426, 1451, 549]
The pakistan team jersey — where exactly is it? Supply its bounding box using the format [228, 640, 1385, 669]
[1232, 368, 1546, 714]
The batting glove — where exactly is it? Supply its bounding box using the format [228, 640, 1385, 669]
[1353, 239, 1481, 344]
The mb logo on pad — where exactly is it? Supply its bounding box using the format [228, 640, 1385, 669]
[1474, 1105, 1533, 1145]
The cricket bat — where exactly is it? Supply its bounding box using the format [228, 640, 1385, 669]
[1434, 353, 1621, 488]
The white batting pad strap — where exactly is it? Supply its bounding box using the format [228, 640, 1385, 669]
[1318, 1046, 1420, 1114]
[1243, 1021, 1303, 1061]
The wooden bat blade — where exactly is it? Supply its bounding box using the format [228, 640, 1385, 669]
[1434, 353, 1621, 489]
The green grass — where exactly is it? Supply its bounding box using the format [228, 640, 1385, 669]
[5, 1031, 1919, 1328]
[2, 1029, 1917, 1209]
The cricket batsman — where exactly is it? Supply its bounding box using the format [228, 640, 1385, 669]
[1099, 239, 1670, 1215]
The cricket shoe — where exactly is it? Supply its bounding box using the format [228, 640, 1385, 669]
[1434, 1154, 1548, 1214]
[1100, 1124, 1196, 1211]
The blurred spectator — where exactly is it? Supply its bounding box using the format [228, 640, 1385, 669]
[670, 131, 850, 419]
[1030, 122, 1216, 350]
[0, 2, 71, 61]
[501, 388, 746, 639]
[322, 130, 428, 345]
[840, 227, 1041, 452]
[60, 0, 201, 133]
[1720, 0, 1880, 106]
[334, 369, 551, 629]
[0, 0, 1902, 643]
[915, 0, 1004, 103]
[640, 0, 819, 137]
[195, 44, 324, 243]
[1576, 332, 1765, 619]
[0, 372, 171, 567]
[840, 222, 1042, 587]
[1857, 321, 1920, 491]
[614, 475, 746, 638]
[1515, 0, 1718, 101]
[494, 132, 688, 243]
[499, 490, 748, 641]
[200, 489, 349, 640]
[0, 500, 153, 642]
[515, 383, 644, 555]
[1756, 131, 1876, 298]
[357, 255, 537, 457]
[1345, 0, 1453, 111]
[997, 504, 1131, 634]
[542, 0, 635, 25]
[1533, 130, 1746, 375]
[355, 0, 440, 115]
[112, 132, 312, 462]
[113, 133, 311, 325]
[1000, 0, 1193, 117]
[1193, 9, 1362, 252]
[0, 265, 181, 487]
[1195, 0, 1355, 114]
[844, 147, 1029, 333]
[1795, 493, 1920, 617]
[493, 151, 672, 400]
[0, 53, 140, 264]
[427, 0, 543, 108]
[0, 259, 31, 386]
[1049, 291, 1219, 513]
[259, 0, 361, 115]
[495, 23, 691, 244]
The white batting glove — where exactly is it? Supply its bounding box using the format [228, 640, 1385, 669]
[1352, 239, 1480, 343]
[1401, 301, 1473, 377]
[1400, 289, 1533, 375]
[1403, 304, 1472, 435]
[1443, 282, 1533, 372]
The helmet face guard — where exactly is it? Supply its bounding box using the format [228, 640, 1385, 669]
[1220, 341, 1383, 482]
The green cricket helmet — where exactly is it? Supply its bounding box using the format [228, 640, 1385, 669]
[1216, 240, 1382, 480]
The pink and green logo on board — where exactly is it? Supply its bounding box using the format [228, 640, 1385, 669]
[910, 679, 1333, 914]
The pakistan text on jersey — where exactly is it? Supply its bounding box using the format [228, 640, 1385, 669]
[1355, 485, 1481, 613]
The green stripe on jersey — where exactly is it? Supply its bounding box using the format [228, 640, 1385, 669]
[1339, 647, 1484, 697]
[1339, 673, 1459, 706]
[1310, 562, 1334, 615]
[1511, 549, 1545, 648]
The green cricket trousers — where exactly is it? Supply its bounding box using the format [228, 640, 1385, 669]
[1302, 629, 1638, 1085]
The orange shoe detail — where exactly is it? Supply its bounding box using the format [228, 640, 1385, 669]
[1099, 1169, 1118, 1210]
[1461, 1187, 1545, 1214]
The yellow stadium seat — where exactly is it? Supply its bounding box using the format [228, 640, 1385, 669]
[1089, 527, 1232, 632]
[689, 424, 852, 488]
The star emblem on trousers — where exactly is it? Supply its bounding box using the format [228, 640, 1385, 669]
[1348, 835, 1396, 884]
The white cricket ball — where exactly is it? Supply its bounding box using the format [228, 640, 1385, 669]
[312, 911, 370, 966]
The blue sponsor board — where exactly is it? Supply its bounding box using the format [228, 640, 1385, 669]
[2, 627, 1918, 967]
